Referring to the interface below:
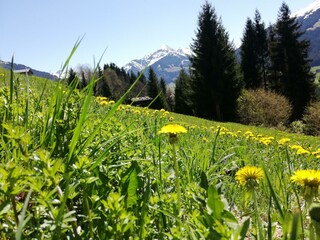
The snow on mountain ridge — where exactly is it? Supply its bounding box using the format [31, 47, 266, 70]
[293, 0, 320, 18]
[123, 45, 191, 73]
[123, 45, 191, 84]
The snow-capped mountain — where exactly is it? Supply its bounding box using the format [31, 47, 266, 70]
[293, 0, 320, 66]
[123, 45, 191, 84]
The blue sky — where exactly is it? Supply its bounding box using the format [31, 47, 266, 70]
[0, 0, 315, 73]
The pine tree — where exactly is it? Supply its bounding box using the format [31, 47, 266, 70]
[254, 10, 269, 89]
[190, 2, 241, 121]
[174, 69, 193, 115]
[95, 65, 111, 98]
[240, 10, 268, 89]
[159, 78, 167, 97]
[147, 68, 168, 110]
[67, 68, 77, 86]
[159, 77, 170, 110]
[240, 18, 258, 88]
[269, 3, 315, 120]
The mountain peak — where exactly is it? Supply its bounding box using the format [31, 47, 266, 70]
[293, 0, 320, 18]
[160, 44, 174, 51]
[123, 45, 191, 84]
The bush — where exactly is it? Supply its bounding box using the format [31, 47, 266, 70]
[290, 120, 305, 134]
[303, 101, 320, 136]
[237, 89, 292, 127]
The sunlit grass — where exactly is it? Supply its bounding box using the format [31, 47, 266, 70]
[1, 58, 320, 239]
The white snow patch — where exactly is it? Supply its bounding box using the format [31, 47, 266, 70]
[293, 0, 320, 19]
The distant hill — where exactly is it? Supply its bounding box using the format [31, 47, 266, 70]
[0, 60, 58, 80]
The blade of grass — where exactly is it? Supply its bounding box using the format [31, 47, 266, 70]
[15, 190, 33, 240]
[262, 164, 284, 220]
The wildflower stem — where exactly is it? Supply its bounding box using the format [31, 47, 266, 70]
[253, 190, 263, 240]
[172, 142, 181, 215]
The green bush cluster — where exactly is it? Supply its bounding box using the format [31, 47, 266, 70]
[236, 88, 292, 128]
[303, 101, 320, 136]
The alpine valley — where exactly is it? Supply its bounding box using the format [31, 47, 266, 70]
[2, 0, 320, 84]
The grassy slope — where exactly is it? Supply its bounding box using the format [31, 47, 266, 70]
[172, 112, 320, 149]
[2, 65, 319, 148]
[1, 65, 320, 238]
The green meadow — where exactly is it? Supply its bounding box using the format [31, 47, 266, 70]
[1, 58, 320, 239]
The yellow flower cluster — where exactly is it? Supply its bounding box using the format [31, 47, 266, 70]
[95, 96, 115, 106]
[289, 145, 311, 155]
[158, 124, 188, 135]
[278, 138, 291, 145]
[291, 169, 320, 188]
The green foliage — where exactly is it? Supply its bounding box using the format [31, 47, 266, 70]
[269, 3, 315, 120]
[190, 2, 242, 121]
[147, 67, 169, 110]
[240, 10, 268, 89]
[174, 69, 193, 115]
[303, 101, 320, 136]
[1, 64, 320, 238]
[237, 88, 292, 127]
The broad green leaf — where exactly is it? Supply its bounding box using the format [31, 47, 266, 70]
[207, 185, 224, 219]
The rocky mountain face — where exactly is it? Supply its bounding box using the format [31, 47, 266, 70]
[123, 45, 191, 84]
[294, 0, 320, 66]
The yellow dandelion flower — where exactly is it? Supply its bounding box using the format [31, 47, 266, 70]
[220, 127, 228, 132]
[278, 138, 291, 145]
[291, 170, 320, 188]
[202, 137, 209, 143]
[235, 166, 264, 186]
[290, 145, 303, 150]
[296, 148, 311, 155]
[244, 131, 254, 138]
[158, 124, 187, 135]
[99, 100, 109, 106]
[312, 149, 320, 156]
[259, 137, 273, 145]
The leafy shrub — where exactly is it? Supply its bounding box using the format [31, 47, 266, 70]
[303, 101, 320, 136]
[290, 120, 305, 134]
[237, 89, 292, 127]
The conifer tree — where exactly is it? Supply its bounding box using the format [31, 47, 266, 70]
[147, 68, 168, 110]
[67, 68, 77, 86]
[254, 10, 269, 89]
[269, 3, 314, 120]
[95, 65, 111, 98]
[190, 2, 241, 121]
[240, 18, 258, 88]
[240, 10, 268, 89]
[159, 77, 170, 110]
[159, 78, 167, 97]
[174, 69, 193, 115]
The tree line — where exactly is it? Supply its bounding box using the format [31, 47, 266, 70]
[175, 1, 316, 123]
[67, 1, 316, 124]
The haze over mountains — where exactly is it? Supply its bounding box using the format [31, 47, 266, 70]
[1, 0, 320, 83]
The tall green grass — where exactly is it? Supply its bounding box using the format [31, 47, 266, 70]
[1, 50, 320, 239]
